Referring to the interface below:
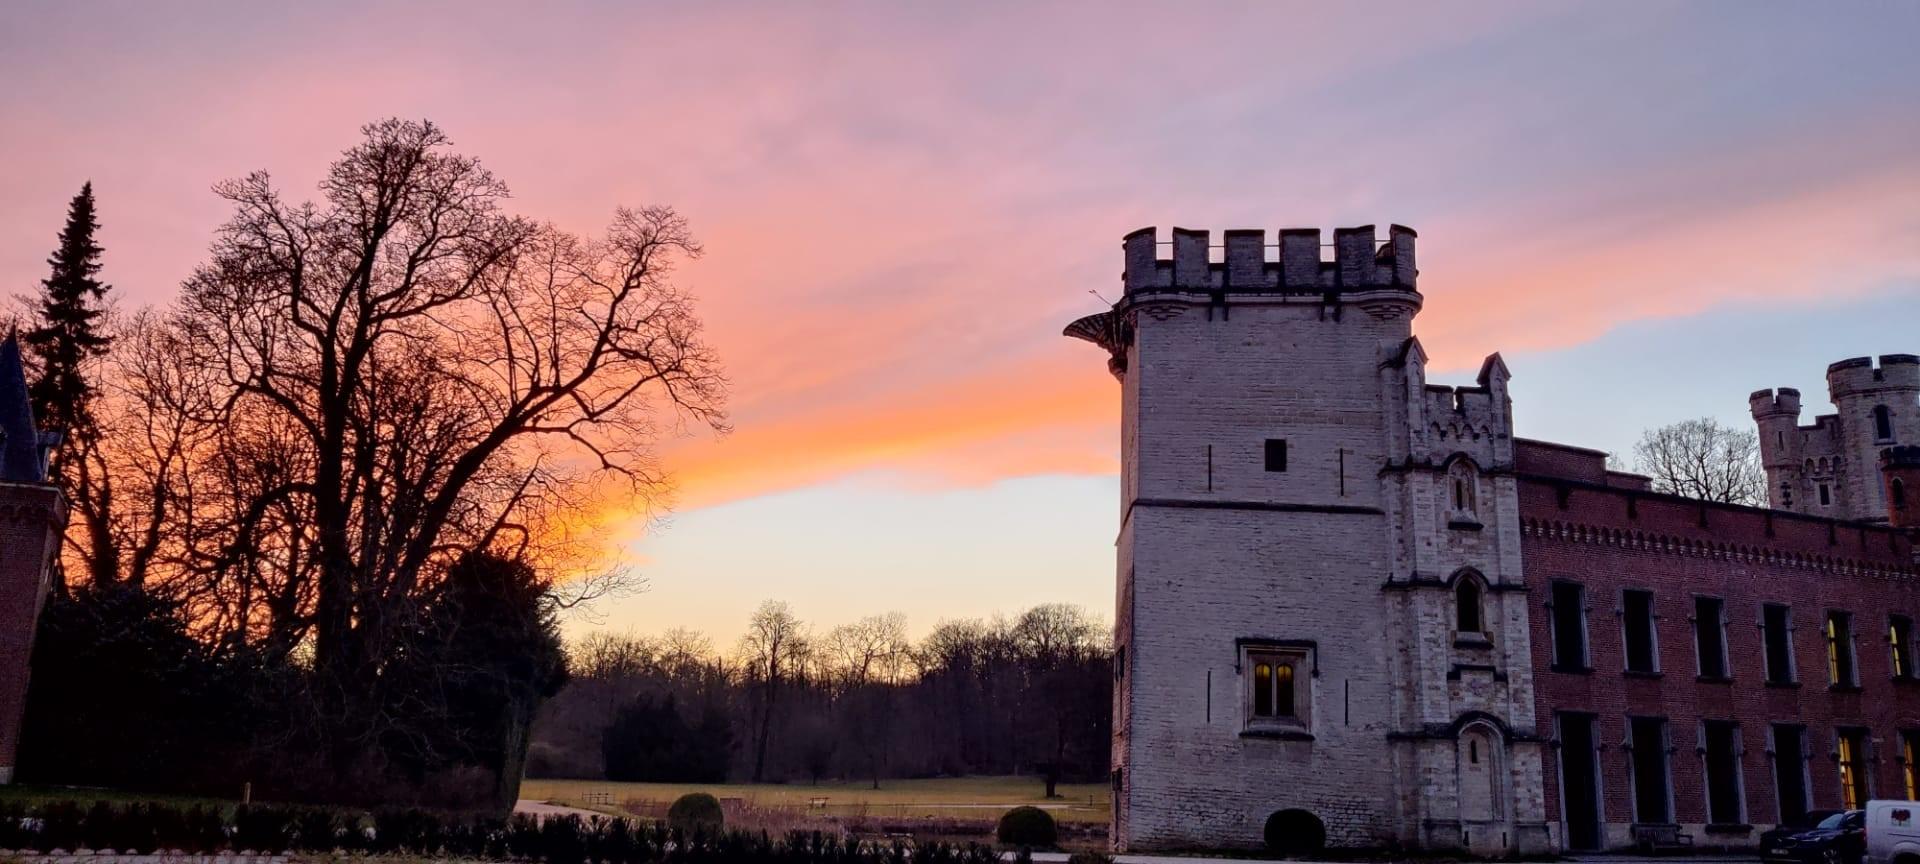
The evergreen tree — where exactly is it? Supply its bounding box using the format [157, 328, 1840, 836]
[25, 182, 113, 431]
[24, 182, 118, 589]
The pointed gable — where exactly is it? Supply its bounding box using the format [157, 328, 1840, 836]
[0, 334, 47, 483]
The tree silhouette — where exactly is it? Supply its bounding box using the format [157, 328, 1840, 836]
[23, 182, 117, 589]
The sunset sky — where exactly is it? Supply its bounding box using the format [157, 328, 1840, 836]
[3, 2, 1917, 643]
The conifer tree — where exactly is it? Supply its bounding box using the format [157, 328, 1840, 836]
[24, 182, 118, 588]
[25, 182, 113, 430]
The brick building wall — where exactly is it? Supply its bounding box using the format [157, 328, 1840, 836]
[0, 481, 61, 784]
[1519, 439, 1920, 850]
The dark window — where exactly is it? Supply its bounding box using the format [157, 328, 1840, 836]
[1763, 604, 1795, 684]
[1896, 478, 1909, 511]
[1838, 729, 1869, 810]
[1456, 579, 1484, 633]
[1827, 611, 1857, 687]
[1703, 721, 1743, 825]
[1264, 439, 1287, 472]
[1772, 724, 1808, 825]
[1782, 483, 1794, 508]
[1623, 590, 1657, 674]
[1819, 483, 1831, 506]
[1695, 597, 1728, 679]
[1550, 581, 1589, 671]
[1875, 405, 1895, 441]
[1630, 717, 1672, 823]
[1894, 616, 1915, 679]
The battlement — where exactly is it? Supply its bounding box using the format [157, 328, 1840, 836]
[1885, 445, 1920, 470]
[1748, 387, 1802, 418]
[1121, 225, 1417, 294]
[1827, 354, 1920, 396]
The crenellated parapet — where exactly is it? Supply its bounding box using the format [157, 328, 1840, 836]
[1827, 354, 1920, 397]
[1119, 225, 1418, 294]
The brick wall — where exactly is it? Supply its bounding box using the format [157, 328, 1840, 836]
[1520, 455, 1920, 849]
[0, 481, 61, 784]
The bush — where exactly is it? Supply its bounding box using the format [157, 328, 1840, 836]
[666, 792, 725, 835]
[995, 806, 1056, 847]
[1066, 853, 1113, 864]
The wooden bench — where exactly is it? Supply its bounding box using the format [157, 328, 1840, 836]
[1632, 823, 1694, 854]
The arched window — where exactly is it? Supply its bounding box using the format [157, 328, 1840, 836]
[1876, 405, 1895, 441]
[1448, 461, 1479, 519]
[1895, 478, 1908, 511]
[1457, 578, 1485, 633]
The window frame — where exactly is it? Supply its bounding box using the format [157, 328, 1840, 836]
[1621, 588, 1659, 675]
[1263, 438, 1287, 472]
[1550, 580, 1591, 673]
[1240, 642, 1311, 735]
[1826, 610, 1859, 688]
[1837, 728, 1871, 810]
[1875, 404, 1895, 442]
[1693, 595, 1730, 681]
[1763, 603, 1798, 685]
[1627, 715, 1675, 824]
[1893, 615, 1916, 680]
[1456, 576, 1486, 635]
[1699, 719, 1746, 826]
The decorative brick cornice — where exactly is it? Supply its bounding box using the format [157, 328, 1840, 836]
[1522, 516, 1917, 582]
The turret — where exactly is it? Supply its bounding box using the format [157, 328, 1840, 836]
[1826, 356, 1920, 521]
[1883, 446, 1920, 529]
[1750, 387, 1804, 510]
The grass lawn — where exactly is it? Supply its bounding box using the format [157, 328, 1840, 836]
[519, 776, 1111, 824]
[0, 784, 236, 810]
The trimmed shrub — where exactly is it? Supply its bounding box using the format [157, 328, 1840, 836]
[1067, 853, 1114, 864]
[233, 804, 294, 852]
[995, 806, 1056, 847]
[666, 792, 725, 835]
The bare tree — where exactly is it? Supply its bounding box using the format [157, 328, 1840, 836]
[1632, 417, 1766, 505]
[738, 600, 808, 782]
[163, 119, 725, 695]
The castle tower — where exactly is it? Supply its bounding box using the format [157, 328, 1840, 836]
[0, 334, 63, 784]
[1067, 226, 1548, 855]
[1883, 446, 1920, 530]
[1753, 355, 1920, 522]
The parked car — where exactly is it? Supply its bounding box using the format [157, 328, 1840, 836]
[1764, 810, 1865, 864]
[1767, 811, 1850, 854]
[1865, 800, 1920, 864]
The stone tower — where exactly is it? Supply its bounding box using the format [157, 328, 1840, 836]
[1067, 226, 1548, 855]
[1751, 354, 1920, 522]
[0, 333, 63, 784]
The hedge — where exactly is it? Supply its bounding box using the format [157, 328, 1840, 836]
[0, 799, 1007, 863]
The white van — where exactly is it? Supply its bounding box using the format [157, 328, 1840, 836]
[1865, 800, 1920, 864]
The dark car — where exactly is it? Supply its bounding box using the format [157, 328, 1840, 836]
[1764, 810, 1865, 864]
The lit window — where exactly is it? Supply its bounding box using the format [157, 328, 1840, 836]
[1838, 730, 1869, 810]
[1905, 732, 1920, 802]
[1244, 645, 1310, 731]
[1893, 616, 1915, 679]
[1828, 611, 1858, 687]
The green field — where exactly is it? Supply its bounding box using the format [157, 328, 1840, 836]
[520, 776, 1111, 824]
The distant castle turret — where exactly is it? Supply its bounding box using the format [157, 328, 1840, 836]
[0, 333, 65, 785]
[1750, 354, 1920, 523]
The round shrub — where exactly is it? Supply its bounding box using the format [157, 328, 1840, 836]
[996, 806, 1057, 847]
[666, 793, 725, 835]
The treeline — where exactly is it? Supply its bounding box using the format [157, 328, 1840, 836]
[13, 120, 724, 810]
[530, 602, 1112, 790]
